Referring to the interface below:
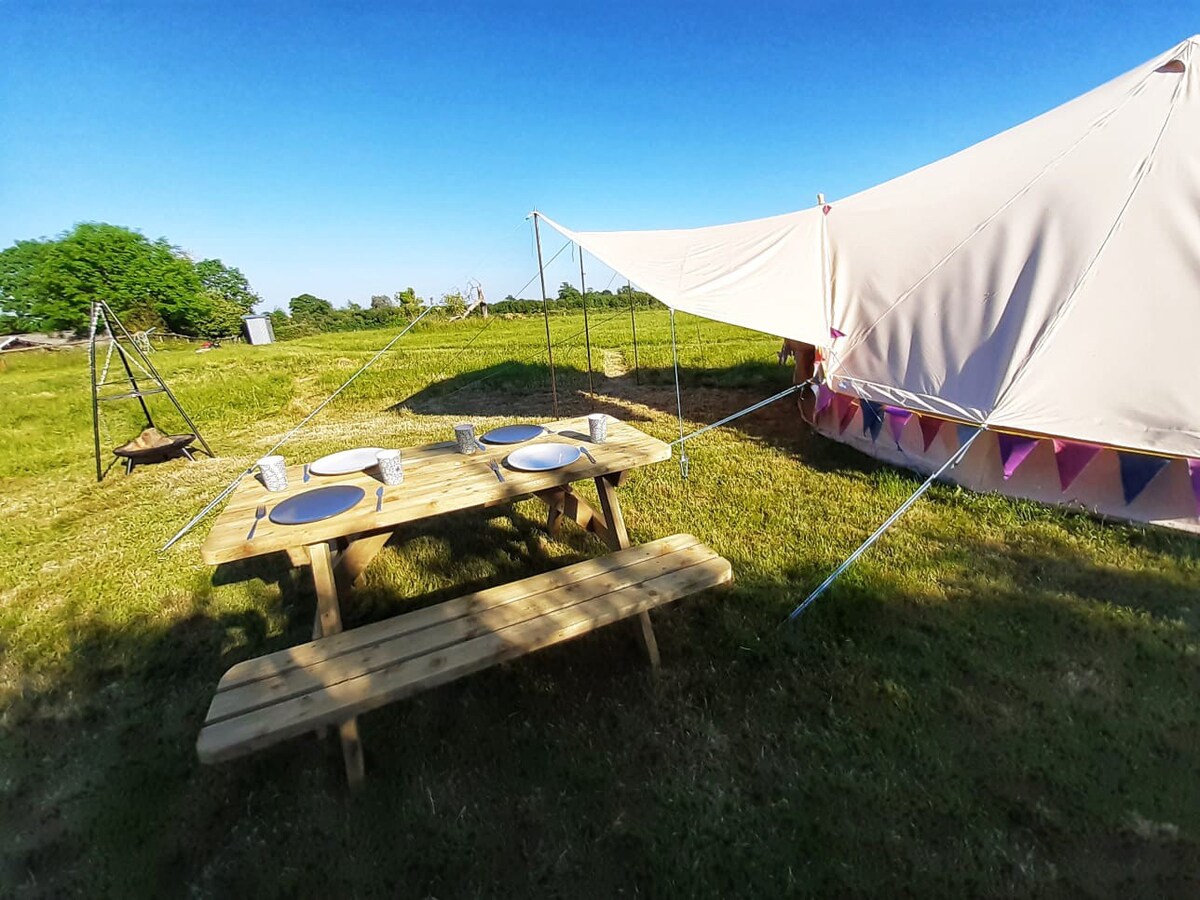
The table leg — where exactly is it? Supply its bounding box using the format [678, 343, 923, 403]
[594, 473, 660, 668]
[545, 489, 566, 538]
[336, 530, 394, 590]
[307, 539, 366, 785]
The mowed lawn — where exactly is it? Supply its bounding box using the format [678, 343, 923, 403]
[1, 310, 1198, 896]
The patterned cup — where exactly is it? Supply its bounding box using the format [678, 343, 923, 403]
[454, 423, 477, 455]
[258, 455, 288, 492]
[377, 449, 403, 485]
[587, 414, 608, 444]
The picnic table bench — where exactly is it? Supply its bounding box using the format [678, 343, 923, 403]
[197, 416, 732, 786]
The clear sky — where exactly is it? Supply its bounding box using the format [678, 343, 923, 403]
[2, 2, 1195, 311]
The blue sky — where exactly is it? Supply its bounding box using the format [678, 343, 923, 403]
[2, 2, 1195, 311]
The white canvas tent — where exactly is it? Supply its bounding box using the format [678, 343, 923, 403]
[542, 36, 1200, 533]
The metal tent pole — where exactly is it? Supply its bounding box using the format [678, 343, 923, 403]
[88, 302, 104, 482]
[578, 248, 594, 400]
[532, 212, 559, 417]
[628, 281, 640, 384]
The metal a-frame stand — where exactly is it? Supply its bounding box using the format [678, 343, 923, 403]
[88, 299, 214, 481]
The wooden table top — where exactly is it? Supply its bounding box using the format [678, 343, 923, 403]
[200, 416, 671, 566]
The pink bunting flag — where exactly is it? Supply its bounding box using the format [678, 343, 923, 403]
[917, 415, 945, 452]
[838, 397, 859, 435]
[884, 406, 912, 445]
[996, 433, 1039, 480]
[1188, 459, 1200, 517]
[1051, 439, 1102, 492]
[830, 326, 846, 339]
[814, 384, 834, 417]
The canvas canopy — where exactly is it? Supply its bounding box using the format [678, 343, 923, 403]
[543, 36, 1200, 460]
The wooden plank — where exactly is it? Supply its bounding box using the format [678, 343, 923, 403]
[335, 530, 394, 588]
[205, 542, 718, 724]
[200, 417, 670, 565]
[594, 474, 631, 551]
[197, 555, 731, 763]
[217, 534, 703, 692]
[532, 488, 611, 544]
[545, 488, 565, 538]
[308, 541, 343, 638]
[285, 547, 309, 568]
[339, 718, 365, 789]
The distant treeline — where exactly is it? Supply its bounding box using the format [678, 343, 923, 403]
[0, 222, 663, 340]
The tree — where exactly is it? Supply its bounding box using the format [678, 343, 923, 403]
[370, 294, 392, 309]
[440, 291, 466, 317]
[196, 259, 260, 314]
[393, 287, 423, 320]
[289, 293, 335, 322]
[557, 282, 581, 304]
[0, 223, 204, 333]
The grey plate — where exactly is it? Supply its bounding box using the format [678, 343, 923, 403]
[481, 424, 546, 444]
[269, 485, 365, 525]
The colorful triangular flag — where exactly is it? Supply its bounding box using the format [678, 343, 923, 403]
[884, 406, 912, 446]
[1117, 452, 1170, 505]
[861, 400, 884, 442]
[996, 433, 1040, 480]
[917, 415, 945, 451]
[1188, 459, 1200, 517]
[838, 397, 859, 435]
[814, 384, 834, 417]
[830, 326, 846, 339]
[1051, 439, 1102, 492]
[955, 424, 978, 449]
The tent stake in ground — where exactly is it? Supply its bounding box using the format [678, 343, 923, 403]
[88, 300, 214, 481]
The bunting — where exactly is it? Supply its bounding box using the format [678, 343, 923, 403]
[955, 424, 978, 450]
[917, 415, 945, 451]
[814, 384, 834, 417]
[838, 397, 859, 435]
[1188, 459, 1200, 517]
[996, 433, 1040, 480]
[1051, 440, 1102, 492]
[1117, 452, 1170, 505]
[861, 400, 884, 442]
[884, 406, 912, 446]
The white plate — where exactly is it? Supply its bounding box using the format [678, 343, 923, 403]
[505, 442, 582, 472]
[308, 447, 385, 476]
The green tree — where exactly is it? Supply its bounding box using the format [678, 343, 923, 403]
[394, 287, 423, 320]
[0, 239, 53, 330]
[440, 291, 466, 317]
[557, 282, 581, 304]
[370, 294, 392, 309]
[0, 223, 204, 333]
[289, 293, 335, 322]
[195, 259, 260, 314]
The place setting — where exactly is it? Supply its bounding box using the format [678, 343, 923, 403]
[246, 446, 406, 536]
[452, 413, 608, 481]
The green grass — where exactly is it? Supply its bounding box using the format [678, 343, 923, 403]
[1, 311, 1197, 896]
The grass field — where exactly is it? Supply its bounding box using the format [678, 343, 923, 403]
[1, 310, 1198, 896]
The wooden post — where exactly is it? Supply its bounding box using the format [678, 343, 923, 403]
[579, 249, 594, 400]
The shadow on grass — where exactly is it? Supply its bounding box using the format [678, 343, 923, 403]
[4, 503, 1199, 896]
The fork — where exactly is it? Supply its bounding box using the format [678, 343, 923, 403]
[488, 459, 505, 483]
[247, 504, 266, 540]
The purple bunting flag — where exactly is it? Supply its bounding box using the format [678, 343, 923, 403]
[884, 406, 912, 446]
[861, 400, 884, 442]
[838, 397, 859, 435]
[1188, 459, 1200, 517]
[814, 384, 834, 417]
[1051, 440, 1102, 492]
[1117, 452, 1170, 505]
[917, 415, 945, 451]
[996, 433, 1040, 480]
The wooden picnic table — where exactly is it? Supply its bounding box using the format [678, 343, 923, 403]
[200, 415, 673, 645]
